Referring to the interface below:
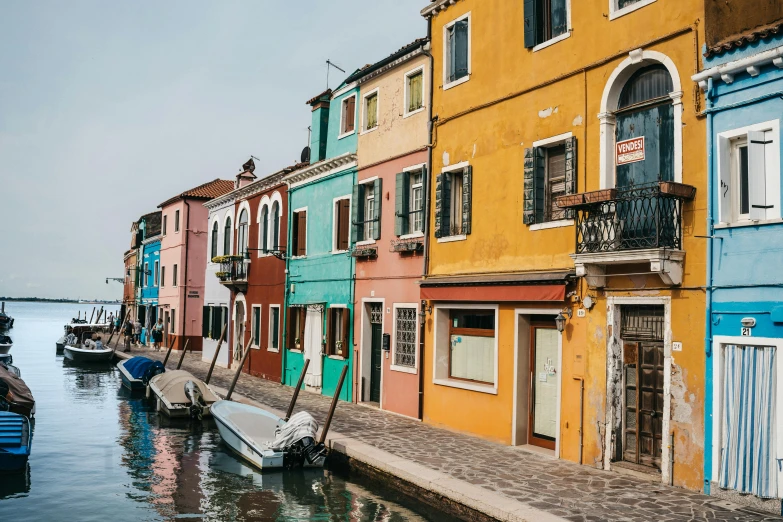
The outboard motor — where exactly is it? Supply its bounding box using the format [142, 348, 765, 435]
[184, 381, 206, 420]
[283, 437, 327, 469]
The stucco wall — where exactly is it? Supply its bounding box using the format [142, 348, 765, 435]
[325, 86, 359, 160]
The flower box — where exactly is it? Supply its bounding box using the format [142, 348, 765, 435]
[583, 189, 617, 204]
[659, 181, 696, 200]
[555, 194, 585, 208]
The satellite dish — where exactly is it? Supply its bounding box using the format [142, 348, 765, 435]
[300, 146, 311, 163]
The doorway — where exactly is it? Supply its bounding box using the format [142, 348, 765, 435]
[369, 303, 383, 404]
[303, 308, 323, 390]
[529, 325, 559, 450]
[235, 301, 245, 361]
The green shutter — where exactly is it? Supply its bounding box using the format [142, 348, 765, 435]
[434, 173, 443, 238]
[202, 306, 210, 338]
[253, 308, 260, 346]
[395, 172, 409, 236]
[524, 148, 536, 224]
[351, 183, 364, 244]
[523, 0, 537, 49]
[564, 137, 577, 219]
[462, 166, 472, 235]
[441, 172, 452, 237]
[534, 148, 546, 223]
[372, 178, 382, 240]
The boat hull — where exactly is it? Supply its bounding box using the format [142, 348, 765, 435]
[0, 412, 31, 472]
[213, 410, 284, 469]
[0, 344, 11, 355]
[116, 360, 146, 392]
[63, 346, 114, 363]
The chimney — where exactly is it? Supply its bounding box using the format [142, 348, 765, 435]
[307, 90, 332, 163]
[236, 158, 257, 189]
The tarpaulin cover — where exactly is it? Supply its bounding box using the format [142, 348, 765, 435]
[0, 365, 35, 418]
[123, 357, 163, 380]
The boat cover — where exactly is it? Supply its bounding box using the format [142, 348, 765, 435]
[0, 365, 35, 417]
[0, 412, 29, 452]
[122, 357, 164, 380]
[269, 411, 319, 451]
[150, 370, 219, 405]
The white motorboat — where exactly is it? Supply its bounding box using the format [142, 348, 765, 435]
[56, 323, 107, 353]
[62, 344, 114, 363]
[147, 370, 219, 419]
[211, 401, 326, 470]
[0, 335, 12, 355]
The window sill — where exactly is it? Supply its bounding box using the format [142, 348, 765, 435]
[288, 348, 303, 354]
[437, 234, 467, 243]
[251, 345, 260, 350]
[714, 218, 783, 229]
[327, 354, 347, 361]
[609, 0, 657, 20]
[390, 364, 417, 375]
[331, 249, 349, 256]
[355, 239, 376, 246]
[434, 378, 497, 395]
[400, 232, 424, 240]
[360, 126, 378, 136]
[403, 107, 426, 119]
[290, 255, 307, 260]
[532, 31, 571, 52]
[267, 348, 280, 353]
[529, 219, 575, 231]
[337, 130, 356, 140]
[443, 75, 470, 91]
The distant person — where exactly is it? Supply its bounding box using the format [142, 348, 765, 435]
[95, 336, 104, 350]
[152, 318, 164, 351]
[107, 313, 114, 330]
[134, 320, 142, 345]
[123, 320, 134, 352]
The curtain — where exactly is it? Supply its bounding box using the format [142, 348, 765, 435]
[408, 73, 422, 112]
[719, 344, 778, 498]
[450, 334, 493, 383]
[367, 95, 378, 129]
[304, 310, 323, 388]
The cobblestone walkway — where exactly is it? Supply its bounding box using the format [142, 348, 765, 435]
[113, 342, 782, 522]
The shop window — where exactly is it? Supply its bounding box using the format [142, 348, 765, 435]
[448, 309, 495, 384]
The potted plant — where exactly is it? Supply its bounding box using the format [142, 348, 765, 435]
[335, 340, 343, 356]
[294, 337, 301, 350]
[215, 271, 230, 281]
[556, 194, 585, 208]
[583, 188, 617, 203]
[658, 181, 696, 200]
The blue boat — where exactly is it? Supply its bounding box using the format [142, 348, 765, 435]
[0, 412, 31, 472]
[116, 356, 165, 392]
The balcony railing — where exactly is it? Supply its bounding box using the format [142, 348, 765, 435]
[213, 255, 247, 291]
[558, 182, 695, 255]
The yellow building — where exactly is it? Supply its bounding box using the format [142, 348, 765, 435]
[420, 0, 707, 491]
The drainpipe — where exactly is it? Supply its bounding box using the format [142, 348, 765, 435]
[282, 189, 292, 384]
[703, 76, 715, 496]
[183, 200, 191, 351]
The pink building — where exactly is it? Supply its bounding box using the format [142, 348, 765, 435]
[158, 179, 234, 351]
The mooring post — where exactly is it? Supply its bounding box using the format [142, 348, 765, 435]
[89, 307, 96, 324]
[225, 339, 253, 401]
[318, 364, 348, 446]
[205, 324, 227, 385]
[175, 339, 191, 370]
[285, 358, 311, 421]
[162, 340, 175, 366]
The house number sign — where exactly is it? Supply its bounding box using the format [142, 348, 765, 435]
[616, 136, 645, 165]
[741, 327, 752, 336]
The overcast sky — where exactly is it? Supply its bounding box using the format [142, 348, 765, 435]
[0, 1, 427, 300]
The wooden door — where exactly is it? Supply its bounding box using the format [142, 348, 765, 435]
[623, 342, 664, 468]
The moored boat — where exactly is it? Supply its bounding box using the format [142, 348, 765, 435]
[0, 335, 12, 355]
[0, 364, 35, 418]
[56, 324, 105, 353]
[63, 344, 114, 363]
[0, 354, 12, 366]
[148, 370, 219, 419]
[0, 311, 13, 330]
[117, 357, 165, 391]
[0, 412, 31, 472]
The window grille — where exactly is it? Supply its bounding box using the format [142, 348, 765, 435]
[394, 308, 417, 368]
[621, 305, 664, 341]
[370, 303, 383, 325]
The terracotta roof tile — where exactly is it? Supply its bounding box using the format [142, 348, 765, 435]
[705, 21, 783, 57]
[306, 88, 332, 106]
[159, 179, 235, 208]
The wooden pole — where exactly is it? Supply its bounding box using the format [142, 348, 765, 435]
[77, 311, 80, 320]
[162, 340, 175, 366]
[285, 359, 311, 421]
[318, 364, 348, 445]
[175, 339, 191, 370]
[225, 338, 253, 401]
[89, 307, 96, 324]
[205, 324, 227, 385]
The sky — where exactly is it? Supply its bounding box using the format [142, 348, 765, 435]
[0, 1, 428, 300]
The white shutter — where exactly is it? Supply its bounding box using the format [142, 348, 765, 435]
[765, 130, 780, 220]
[747, 130, 767, 221]
[717, 136, 732, 224]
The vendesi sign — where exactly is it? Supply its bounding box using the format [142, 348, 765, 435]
[616, 136, 645, 165]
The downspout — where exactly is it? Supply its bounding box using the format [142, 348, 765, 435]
[282, 189, 292, 384]
[183, 200, 191, 351]
[703, 76, 715, 496]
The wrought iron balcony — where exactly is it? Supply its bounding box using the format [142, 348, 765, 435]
[213, 255, 248, 292]
[559, 182, 695, 287]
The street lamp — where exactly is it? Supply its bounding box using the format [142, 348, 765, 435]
[244, 246, 287, 261]
[555, 307, 573, 333]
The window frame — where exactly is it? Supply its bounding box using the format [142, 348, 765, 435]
[172, 264, 178, 287]
[404, 66, 426, 118]
[291, 207, 308, 258]
[399, 164, 427, 239]
[251, 304, 261, 349]
[174, 209, 180, 233]
[223, 215, 232, 256]
[286, 307, 306, 351]
[529, 132, 576, 230]
[363, 184, 376, 241]
[442, 12, 472, 91]
[153, 260, 159, 286]
[609, 0, 657, 21]
[143, 262, 149, 288]
[271, 198, 281, 253]
[332, 195, 352, 254]
[338, 93, 358, 139]
[361, 88, 380, 134]
[529, 0, 572, 52]
[170, 308, 176, 334]
[391, 303, 419, 374]
[325, 305, 349, 358]
[160, 265, 165, 287]
[268, 305, 281, 352]
[211, 220, 219, 260]
[437, 161, 470, 242]
[259, 203, 270, 254]
[162, 215, 167, 236]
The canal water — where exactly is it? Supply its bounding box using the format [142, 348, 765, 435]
[0, 302, 455, 521]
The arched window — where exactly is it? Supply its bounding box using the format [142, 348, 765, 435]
[271, 201, 280, 250]
[223, 217, 231, 256]
[211, 221, 218, 260]
[237, 209, 248, 256]
[260, 205, 269, 253]
[615, 65, 674, 188]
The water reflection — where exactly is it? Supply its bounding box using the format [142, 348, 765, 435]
[0, 463, 31, 500]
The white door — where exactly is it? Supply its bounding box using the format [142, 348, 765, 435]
[304, 309, 323, 390]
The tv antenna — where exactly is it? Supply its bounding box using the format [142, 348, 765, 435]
[326, 59, 345, 90]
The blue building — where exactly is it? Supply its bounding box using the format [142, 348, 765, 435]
[281, 82, 358, 402]
[695, 6, 783, 512]
[137, 211, 162, 342]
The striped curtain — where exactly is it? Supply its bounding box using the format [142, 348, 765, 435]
[719, 344, 778, 498]
[367, 94, 378, 129]
[408, 72, 423, 112]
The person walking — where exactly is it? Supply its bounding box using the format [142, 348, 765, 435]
[134, 319, 142, 346]
[123, 319, 134, 353]
[107, 312, 114, 333]
[152, 318, 164, 351]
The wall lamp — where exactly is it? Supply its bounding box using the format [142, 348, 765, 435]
[244, 247, 287, 261]
[555, 307, 573, 333]
[127, 267, 151, 276]
[106, 277, 124, 284]
[419, 301, 433, 326]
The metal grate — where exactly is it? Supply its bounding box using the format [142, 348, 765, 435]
[369, 304, 383, 325]
[394, 308, 417, 368]
[621, 305, 665, 341]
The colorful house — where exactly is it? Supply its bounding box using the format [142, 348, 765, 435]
[420, 0, 707, 491]
[137, 211, 162, 338]
[694, 2, 783, 511]
[281, 84, 358, 401]
[158, 179, 234, 351]
[348, 39, 430, 417]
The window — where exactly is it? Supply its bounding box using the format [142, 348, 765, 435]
[271, 201, 280, 251]
[162, 215, 168, 235]
[444, 14, 470, 86]
[524, 0, 569, 49]
[260, 205, 269, 252]
[203, 305, 227, 340]
[340, 95, 356, 136]
[211, 221, 218, 260]
[153, 260, 159, 286]
[326, 307, 349, 357]
[395, 168, 425, 236]
[170, 309, 176, 333]
[286, 307, 306, 350]
[610, 0, 656, 20]
[524, 135, 577, 225]
[352, 181, 381, 243]
[143, 263, 149, 287]
[448, 309, 495, 384]
[237, 209, 249, 256]
[161, 266, 165, 287]
[202, 306, 211, 338]
[393, 307, 417, 369]
[363, 90, 378, 132]
[174, 210, 180, 232]
[223, 217, 231, 255]
[718, 122, 780, 224]
[291, 210, 307, 257]
[405, 68, 424, 115]
[172, 264, 178, 287]
[269, 306, 280, 351]
[434, 165, 472, 238]
[334, 197, 351, 252]
[252, 306, 261, 348]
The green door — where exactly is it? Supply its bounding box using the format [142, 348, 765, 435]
[370, 322, 382, 403]
[615, 102, 674, 189]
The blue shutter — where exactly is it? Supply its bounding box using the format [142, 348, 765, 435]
[524, 0, 538, 49]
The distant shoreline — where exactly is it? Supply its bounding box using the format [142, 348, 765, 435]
[0, 298, 121, 305]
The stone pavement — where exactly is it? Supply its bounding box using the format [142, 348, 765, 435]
[111, 341, 782, 522]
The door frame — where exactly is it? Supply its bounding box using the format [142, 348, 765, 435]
[359, 297, 385, 404]
[512, 307, 563, 455]
[233, 293, 247, 362]
[605, 296, 672, 484]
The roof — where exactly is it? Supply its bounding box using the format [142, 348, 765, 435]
[158, 179, 235, 208]
[205, 161, 309, 209]
[344, 38, 429, 84]
[139, 211, 162, 237]
[705, 20, 783, 57]
[306, 88, 332, 106]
